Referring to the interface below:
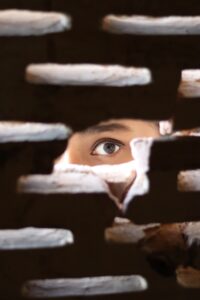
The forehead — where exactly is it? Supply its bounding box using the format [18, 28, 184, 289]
[70, 119, 160, 152]
[82, 119, 159, 136]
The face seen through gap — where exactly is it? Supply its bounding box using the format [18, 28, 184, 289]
[67, 119, 160, 166]
[61, 119, 160, 203]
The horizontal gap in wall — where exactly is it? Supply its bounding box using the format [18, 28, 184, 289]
[34, 32, 200, 68]
[3, 0, 200, 16]
[125, 190, 200, 224]
[150, 136, 200, 171]
[174, 99, 200, 130]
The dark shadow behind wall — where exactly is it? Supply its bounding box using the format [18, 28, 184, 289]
[1, 0, 198, 129]
[0, 1, 199, 300]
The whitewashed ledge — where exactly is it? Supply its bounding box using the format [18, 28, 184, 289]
[0, 122, 71, 143]
[0, 228, 73, 250]
[25, 64, 152, 86]
[18, 172, 109, 195]
[54, 161, 135, 184]
[103, 15, 200, 35]
[22, 276, 148, 298]
[179, 70, 200, 98]
[0, 10, 71, 36]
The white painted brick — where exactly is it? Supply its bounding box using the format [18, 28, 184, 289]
[0, 10, 71, 36]
[103, 15, 200, 35]
[0, 228, 73, 250]
[179, 70, 200, 98]
[0, 122, 71, 142]
[18, 172, 108, 195]
[26, 64, 152, 86]
[22, 275, 148, 298]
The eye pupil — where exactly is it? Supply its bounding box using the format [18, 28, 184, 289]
[103, 142, 116, 154]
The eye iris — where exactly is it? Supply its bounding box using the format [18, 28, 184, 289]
[103, 142, 116, 154]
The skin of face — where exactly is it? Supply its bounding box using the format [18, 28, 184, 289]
[61, 119, 160, 203]
[67, 119, 160, 166]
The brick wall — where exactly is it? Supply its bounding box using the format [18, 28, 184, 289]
[0, 0, 200, 299]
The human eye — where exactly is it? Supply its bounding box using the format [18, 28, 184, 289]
[91, 138, 124, 156]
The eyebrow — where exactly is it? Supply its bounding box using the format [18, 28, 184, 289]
[82, 123, 131, 134]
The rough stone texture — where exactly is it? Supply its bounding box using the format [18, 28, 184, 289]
[178, 170, 200, 192]
[176, 266, 200, 288]
[18, 163, 137, 211]
[105, 220, 200, 278]
[0, 228, 73, 250]
[54, 161, 139, 208]
[26, 64, 152, 87]
[54, 160, 135, 184]
[140, 223, 186, 252]
[103, 15, 200, 35]
[22, 275, 148, 298]
[105, 219, 159, 244]
[18, 172, 108, 195]
[0, 122, 71, 143]
[0, 10, 71, 36]
[179, 70, 200, 98]
[133, 223, 188, 277]
[20, 161, 152, 214]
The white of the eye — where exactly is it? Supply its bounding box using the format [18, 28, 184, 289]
[94, 142, 120, 156]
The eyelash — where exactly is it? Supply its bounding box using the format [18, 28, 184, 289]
[90, 138, 125, 155]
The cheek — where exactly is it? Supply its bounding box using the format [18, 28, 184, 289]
[110, 146, 133, 164]
[68, 145, 99, 166]
[67, 135, 87, 165]
[67, 143, 83, 164]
